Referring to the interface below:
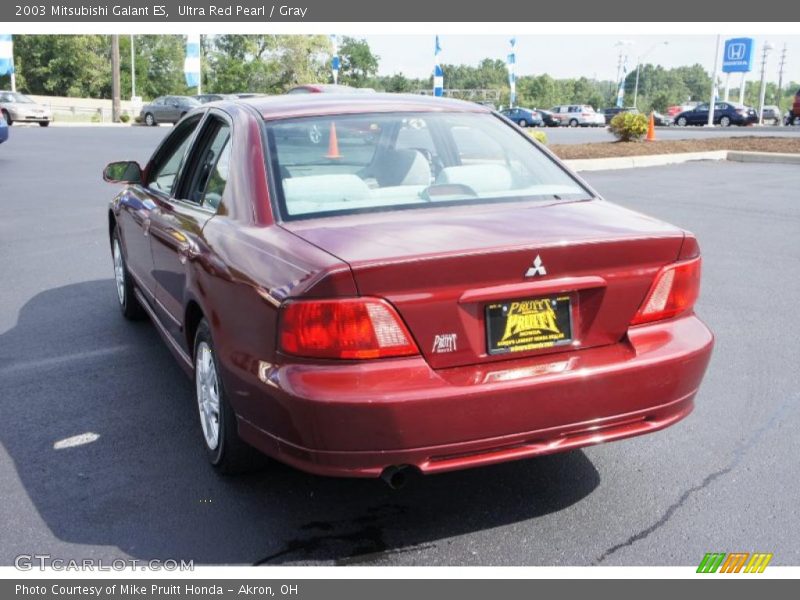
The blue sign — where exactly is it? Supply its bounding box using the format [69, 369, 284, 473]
[722, 38, 754, 73]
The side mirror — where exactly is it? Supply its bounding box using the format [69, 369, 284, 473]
[103, 161, 143, 184]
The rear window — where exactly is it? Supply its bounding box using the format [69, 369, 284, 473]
[265, 112, 591, 220]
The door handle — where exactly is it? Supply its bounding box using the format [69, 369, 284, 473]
[177, 242, 199, 262]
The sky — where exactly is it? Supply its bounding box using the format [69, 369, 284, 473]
[361, 34, 799, 84]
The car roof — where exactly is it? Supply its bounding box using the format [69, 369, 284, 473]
[235, 93, 490, 121]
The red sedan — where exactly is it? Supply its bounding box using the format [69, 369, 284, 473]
[104, 94, 713, 487]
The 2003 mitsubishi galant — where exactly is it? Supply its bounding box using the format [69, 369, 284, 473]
[104, 94, 713, 486]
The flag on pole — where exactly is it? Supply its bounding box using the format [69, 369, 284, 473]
[0, 34, 14, 77]
[330, 35, 340, 85]
[184, 34, 201, 89]
[616, 58, 628, 108]
[433, 35, 443, 97]
[507, 37, 517, 108]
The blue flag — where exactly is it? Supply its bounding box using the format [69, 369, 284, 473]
[0, 34, 14, 76]
[433, 36, 443, 97]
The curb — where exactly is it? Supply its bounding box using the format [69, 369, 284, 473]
[565, 150, 800, 172]
[726, 151, 800, 165]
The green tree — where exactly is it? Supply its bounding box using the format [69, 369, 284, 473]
[337, 36, 380, 87]
[11, 35, 111, 97]
[205, 34, 329, 93]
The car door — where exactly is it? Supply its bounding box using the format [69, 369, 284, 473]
[125, 114, 203, 302]
[148, 111, 232, 347]
[148, 97, 165, 120]
[691, 104, 709, 125]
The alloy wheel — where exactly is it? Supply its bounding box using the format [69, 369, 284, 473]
[196, 342, 221, 450]
[113, 239, 125, 306]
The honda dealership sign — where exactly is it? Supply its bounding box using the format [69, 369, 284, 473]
[722, 37, 754, 73]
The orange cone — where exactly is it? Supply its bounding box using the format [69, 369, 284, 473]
[325, 122, 341, 159]
[646, 112, 656, 142]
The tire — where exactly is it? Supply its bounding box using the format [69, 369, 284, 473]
[719, 116, 731, 127]
[144, 112, 156, 126]
[193, 319, 263, 474]
[39, 121, 50, 127]
[569, 118, 579, 127]
[111, 228, 145, 320]
[518, 119, 528, 128]
[2, 109, 12, 126]
[677, 116, 688, 127]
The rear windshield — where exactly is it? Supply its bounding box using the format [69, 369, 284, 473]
[265, 111, 591, 220]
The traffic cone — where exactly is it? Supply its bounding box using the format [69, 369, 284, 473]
[325, 122, 341, 159]
[646, 112, 656, 142]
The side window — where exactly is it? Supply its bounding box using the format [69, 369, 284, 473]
[148, 117, 201, 195]
[181, 117, 232, 211]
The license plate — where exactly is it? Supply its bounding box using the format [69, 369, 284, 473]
[485, 296, 572, 355]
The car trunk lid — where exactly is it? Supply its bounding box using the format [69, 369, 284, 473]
[281, 199, 685, 368]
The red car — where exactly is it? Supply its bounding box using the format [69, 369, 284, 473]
[104, 94, 713, 487]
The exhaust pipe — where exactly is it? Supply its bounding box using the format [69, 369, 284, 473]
[380, 465, 410, 490]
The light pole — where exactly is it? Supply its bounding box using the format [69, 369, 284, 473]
[757, 41, 774, 124]
[634, 41, 668, 108]
[707, 35, 721, 127]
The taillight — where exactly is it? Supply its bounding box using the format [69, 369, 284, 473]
[630, 257, 701, 325]
[279, 298, 419, 359]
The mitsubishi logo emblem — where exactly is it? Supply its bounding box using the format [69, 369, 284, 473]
[525, 255, 547, 277]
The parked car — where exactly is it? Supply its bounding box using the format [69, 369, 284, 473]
[0, 113, 8, 143]
[139, 95, 201, 126]
[0, 90, 52, 126]
[194, 94, 238, 103]
[786, 88, 800, 125]
[287, 84, 376, 94]
[537, 109, 561, 127]
[550, 104, 606, 127]
[652, 111, 672, 127]
[601, 107, 639, 124]
[103, 94, 713, 484]
[760, 105, 783, 125]
[673, 102, 757, 127]
[667, 102, 699, 117]
[499, 107, 543, 127]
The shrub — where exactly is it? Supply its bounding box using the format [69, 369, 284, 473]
[119, 113, 131, 123]
[527, 130, 548, 145]
[609, 112, 649, 142]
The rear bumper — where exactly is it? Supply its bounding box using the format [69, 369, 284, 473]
[238, 315, 713, 478]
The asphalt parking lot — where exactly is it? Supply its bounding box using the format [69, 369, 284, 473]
[1, 127, 799, 566]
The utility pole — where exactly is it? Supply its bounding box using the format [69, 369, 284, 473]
[757, 41, 774, 124]
[776, 43, 787, 109]
[130, 34, 136, 100]
[111, 35, 121, 123]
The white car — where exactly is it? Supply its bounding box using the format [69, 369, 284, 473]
[549, 104, 606, 127]
[0, 91, 52, 126]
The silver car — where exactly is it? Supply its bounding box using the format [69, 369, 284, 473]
[0, 91, 52, 126]
[550, 104, 606, 127]
[139, 95, 201, 126]
[761, 105, 783, 125]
